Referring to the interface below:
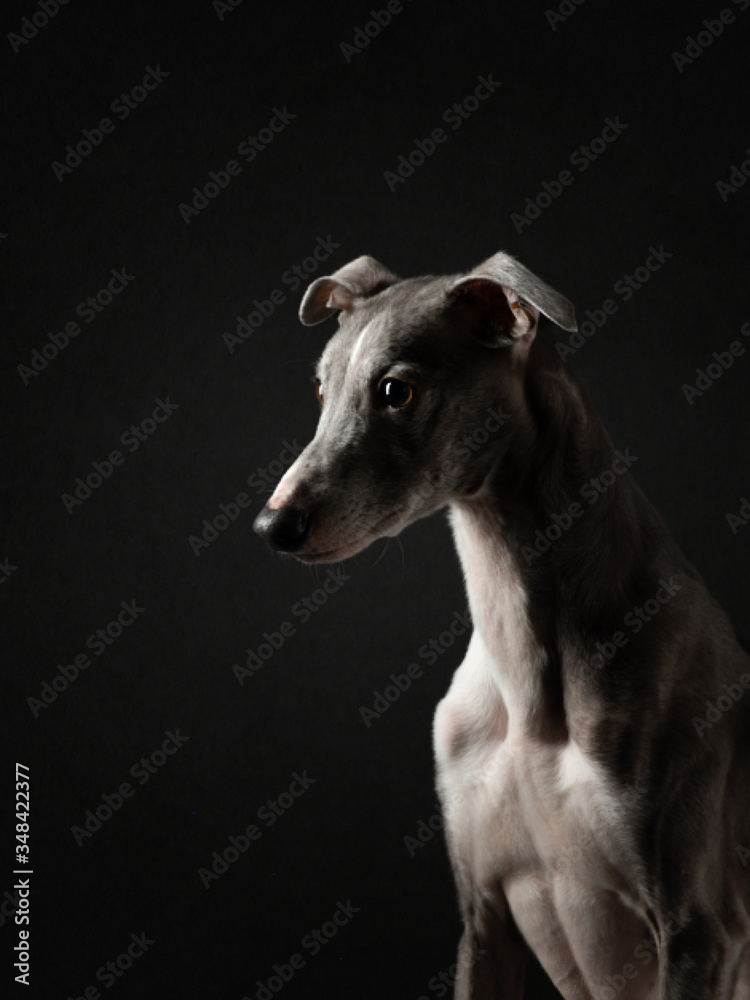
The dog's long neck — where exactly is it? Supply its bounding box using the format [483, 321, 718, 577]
[448, 340, 673, 738]
[449, 497, 561, 738]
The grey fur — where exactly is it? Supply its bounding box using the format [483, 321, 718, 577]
[254, 252, 750, 1000]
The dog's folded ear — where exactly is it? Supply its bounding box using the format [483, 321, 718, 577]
[299, 255, 399, 326]
[446, 251, 578, 337]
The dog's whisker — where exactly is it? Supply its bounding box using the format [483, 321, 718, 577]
[279, 357, 314, 367]
[371, 537, 391, 568]
[394, 535, 406, 577]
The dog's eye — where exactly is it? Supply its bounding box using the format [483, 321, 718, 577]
[379, 378, 414, 409]
[315, 380, 324, 406]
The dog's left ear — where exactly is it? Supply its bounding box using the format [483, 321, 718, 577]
[446, 251, 578, 342]
[299, 255, 398, 326]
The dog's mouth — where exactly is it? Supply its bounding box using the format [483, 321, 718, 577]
[292, 507, 410, 564]
[294, 548, 344, 564]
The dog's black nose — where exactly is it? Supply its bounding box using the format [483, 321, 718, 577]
[253, 505, 310, 552]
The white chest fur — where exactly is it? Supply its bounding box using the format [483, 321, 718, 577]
[433, 629, 630, 889]
[435, 502, 656, 998]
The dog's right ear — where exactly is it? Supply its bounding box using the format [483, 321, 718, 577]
[299, 255, 398, 326]
[446, 251, 578, 336]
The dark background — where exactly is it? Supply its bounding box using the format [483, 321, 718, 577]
[2, 0, 749, 997]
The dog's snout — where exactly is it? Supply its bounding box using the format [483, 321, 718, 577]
[253, 505, 310, 553]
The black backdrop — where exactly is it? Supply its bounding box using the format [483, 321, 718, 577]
[3, 0, 749, 997]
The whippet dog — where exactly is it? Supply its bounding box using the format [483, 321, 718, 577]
[253, 251, 750, 1000]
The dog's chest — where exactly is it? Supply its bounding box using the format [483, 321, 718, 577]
[433, 634, 654, 996]
[433, 635, 629, 891]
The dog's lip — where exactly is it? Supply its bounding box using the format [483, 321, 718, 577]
[294, 539, 364, 563]
[294, 548, 339, 563]
[293, 508, 409, 564]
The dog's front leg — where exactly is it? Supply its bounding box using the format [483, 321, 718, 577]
[660, 911, 745, 1000]
[449, 856, 529, 1000]
[452, 914, 529, 1000]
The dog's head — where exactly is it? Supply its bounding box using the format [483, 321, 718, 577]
[253, 251, 577, 563]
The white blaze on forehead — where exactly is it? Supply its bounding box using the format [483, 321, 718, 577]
[348, 319, 375, 369]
